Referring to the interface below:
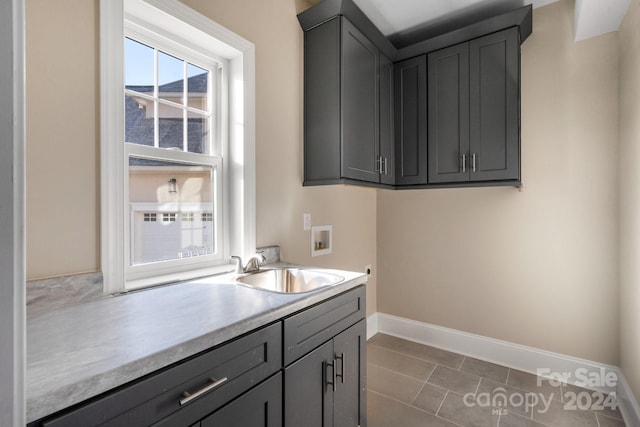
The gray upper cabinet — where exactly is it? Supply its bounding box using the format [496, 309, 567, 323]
[299, 0, 531, 189]
[428, 42, 470, 183]
[341, 18, 380, 182]
[301, 10, 396, 186]
[428, 26, 520, 184]
[469, 27, 520, 181]
[379, 54, 395, 185]
[394, 55, 428, 185]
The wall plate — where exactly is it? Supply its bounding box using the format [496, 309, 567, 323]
[311, 225, 332, 256]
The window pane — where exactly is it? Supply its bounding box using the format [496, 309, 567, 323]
[158, 104, 184, 150]
[125, 94, 154, 146]
[125, 38, 154, 91]
[158, 50, 184, 104]
[187, 112, 210, 154]
[187, 63, 209, 112]
[129, 157, 215, 265]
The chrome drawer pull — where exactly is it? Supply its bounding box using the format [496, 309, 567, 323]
[179, 376, 228, 406]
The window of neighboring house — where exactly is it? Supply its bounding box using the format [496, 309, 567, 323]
[101, 0, 256, 291]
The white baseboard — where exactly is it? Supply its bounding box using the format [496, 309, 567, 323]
[366, 312, 378, 340]
[367, 312, 640, 427]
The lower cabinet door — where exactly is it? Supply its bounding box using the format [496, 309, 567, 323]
[200, 373, 282, 427]
[284, 340, 334, 427]
[333, 320, 366, 427]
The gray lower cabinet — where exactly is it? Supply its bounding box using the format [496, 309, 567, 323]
[198, 373, 282, 427]
[302, 14, 393, 186]
[29, 286, 367, 427]
[284, 320, 366, 427]
[428, 26, 520, 184]
[31, 323, 282, 427]
[283, 286, 367, 427]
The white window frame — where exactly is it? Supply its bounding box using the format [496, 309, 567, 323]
[100, 0, 256, 292]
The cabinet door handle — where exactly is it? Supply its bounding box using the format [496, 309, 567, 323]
[335, 353, 345, 384]
[461, 154, 466, 173]
[375, 156, 382, 173]
[472, 153, 477, 172]
[324, 360, 336, 392]
[180, 377, 228, 406]
[383, 157, 388, 176]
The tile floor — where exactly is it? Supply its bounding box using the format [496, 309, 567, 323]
[366, 334, 626, 427]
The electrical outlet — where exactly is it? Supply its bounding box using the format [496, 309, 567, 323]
[303, 213, 311, 231]
[365, 264, 372, 277]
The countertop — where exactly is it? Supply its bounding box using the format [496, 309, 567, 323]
[26, 266, 367, 423]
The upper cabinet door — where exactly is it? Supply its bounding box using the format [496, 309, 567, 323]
[379, 54, 395, 185]
[341, 18, 380, 182]
[427, 42, 470, 184]
[469, 27, 520, 181]
[303, 17, 342, 183]
[394, 55, 427, 185]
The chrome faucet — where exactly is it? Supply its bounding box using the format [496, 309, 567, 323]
[231, 253, 266, 274]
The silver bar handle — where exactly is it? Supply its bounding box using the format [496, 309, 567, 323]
[180, 377, 228, 406]
[462, 154, 466, 173]
[383, 157, 388, 176]
[472, 153, 477, 172]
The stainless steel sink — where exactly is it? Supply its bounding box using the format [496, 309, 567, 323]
[235, 268, 344, 293]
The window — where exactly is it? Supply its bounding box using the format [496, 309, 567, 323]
[100, 0, 256, 291]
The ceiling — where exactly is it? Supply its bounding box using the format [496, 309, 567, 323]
[311, 0, 631, 44]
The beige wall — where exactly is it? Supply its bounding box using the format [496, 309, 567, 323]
[377, 0, 620, 365]
[26, 0, 100, 279]
[25, 0, 378, 314]
[619, 0, 640, 403]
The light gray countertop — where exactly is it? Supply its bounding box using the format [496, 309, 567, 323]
[26, 267, 366, 423]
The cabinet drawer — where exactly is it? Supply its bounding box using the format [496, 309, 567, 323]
[40, 323, 281, 427]
[283, 286, 365, 365]
[200, 372, 282, 427]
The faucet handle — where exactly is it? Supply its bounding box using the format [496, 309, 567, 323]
[255, 250, 266, 263]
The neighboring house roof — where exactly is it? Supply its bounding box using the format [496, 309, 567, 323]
[126, 73, 208, 161]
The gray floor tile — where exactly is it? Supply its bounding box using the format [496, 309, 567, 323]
[476, 377, 536, 418]
[499, 412, 547, 427]
[597, 413, 627, 427]
[412, 382, 448, 414]
[437, 391, 500, 427]
[561, 383, 623, 420]
[367, 390, 459, 427]
[367, 363, 425, 404]
[368, 334, 464, 368]
[364, 335, 628, 427]
[428, 364, 481, 395]
[367, 343, 436, 381]
[460, 357, 509, 383]
[508, 369, 563, 402]
[532, 398, 599, 426]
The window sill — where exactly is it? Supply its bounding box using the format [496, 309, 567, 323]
[124, 263, 236, 292]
